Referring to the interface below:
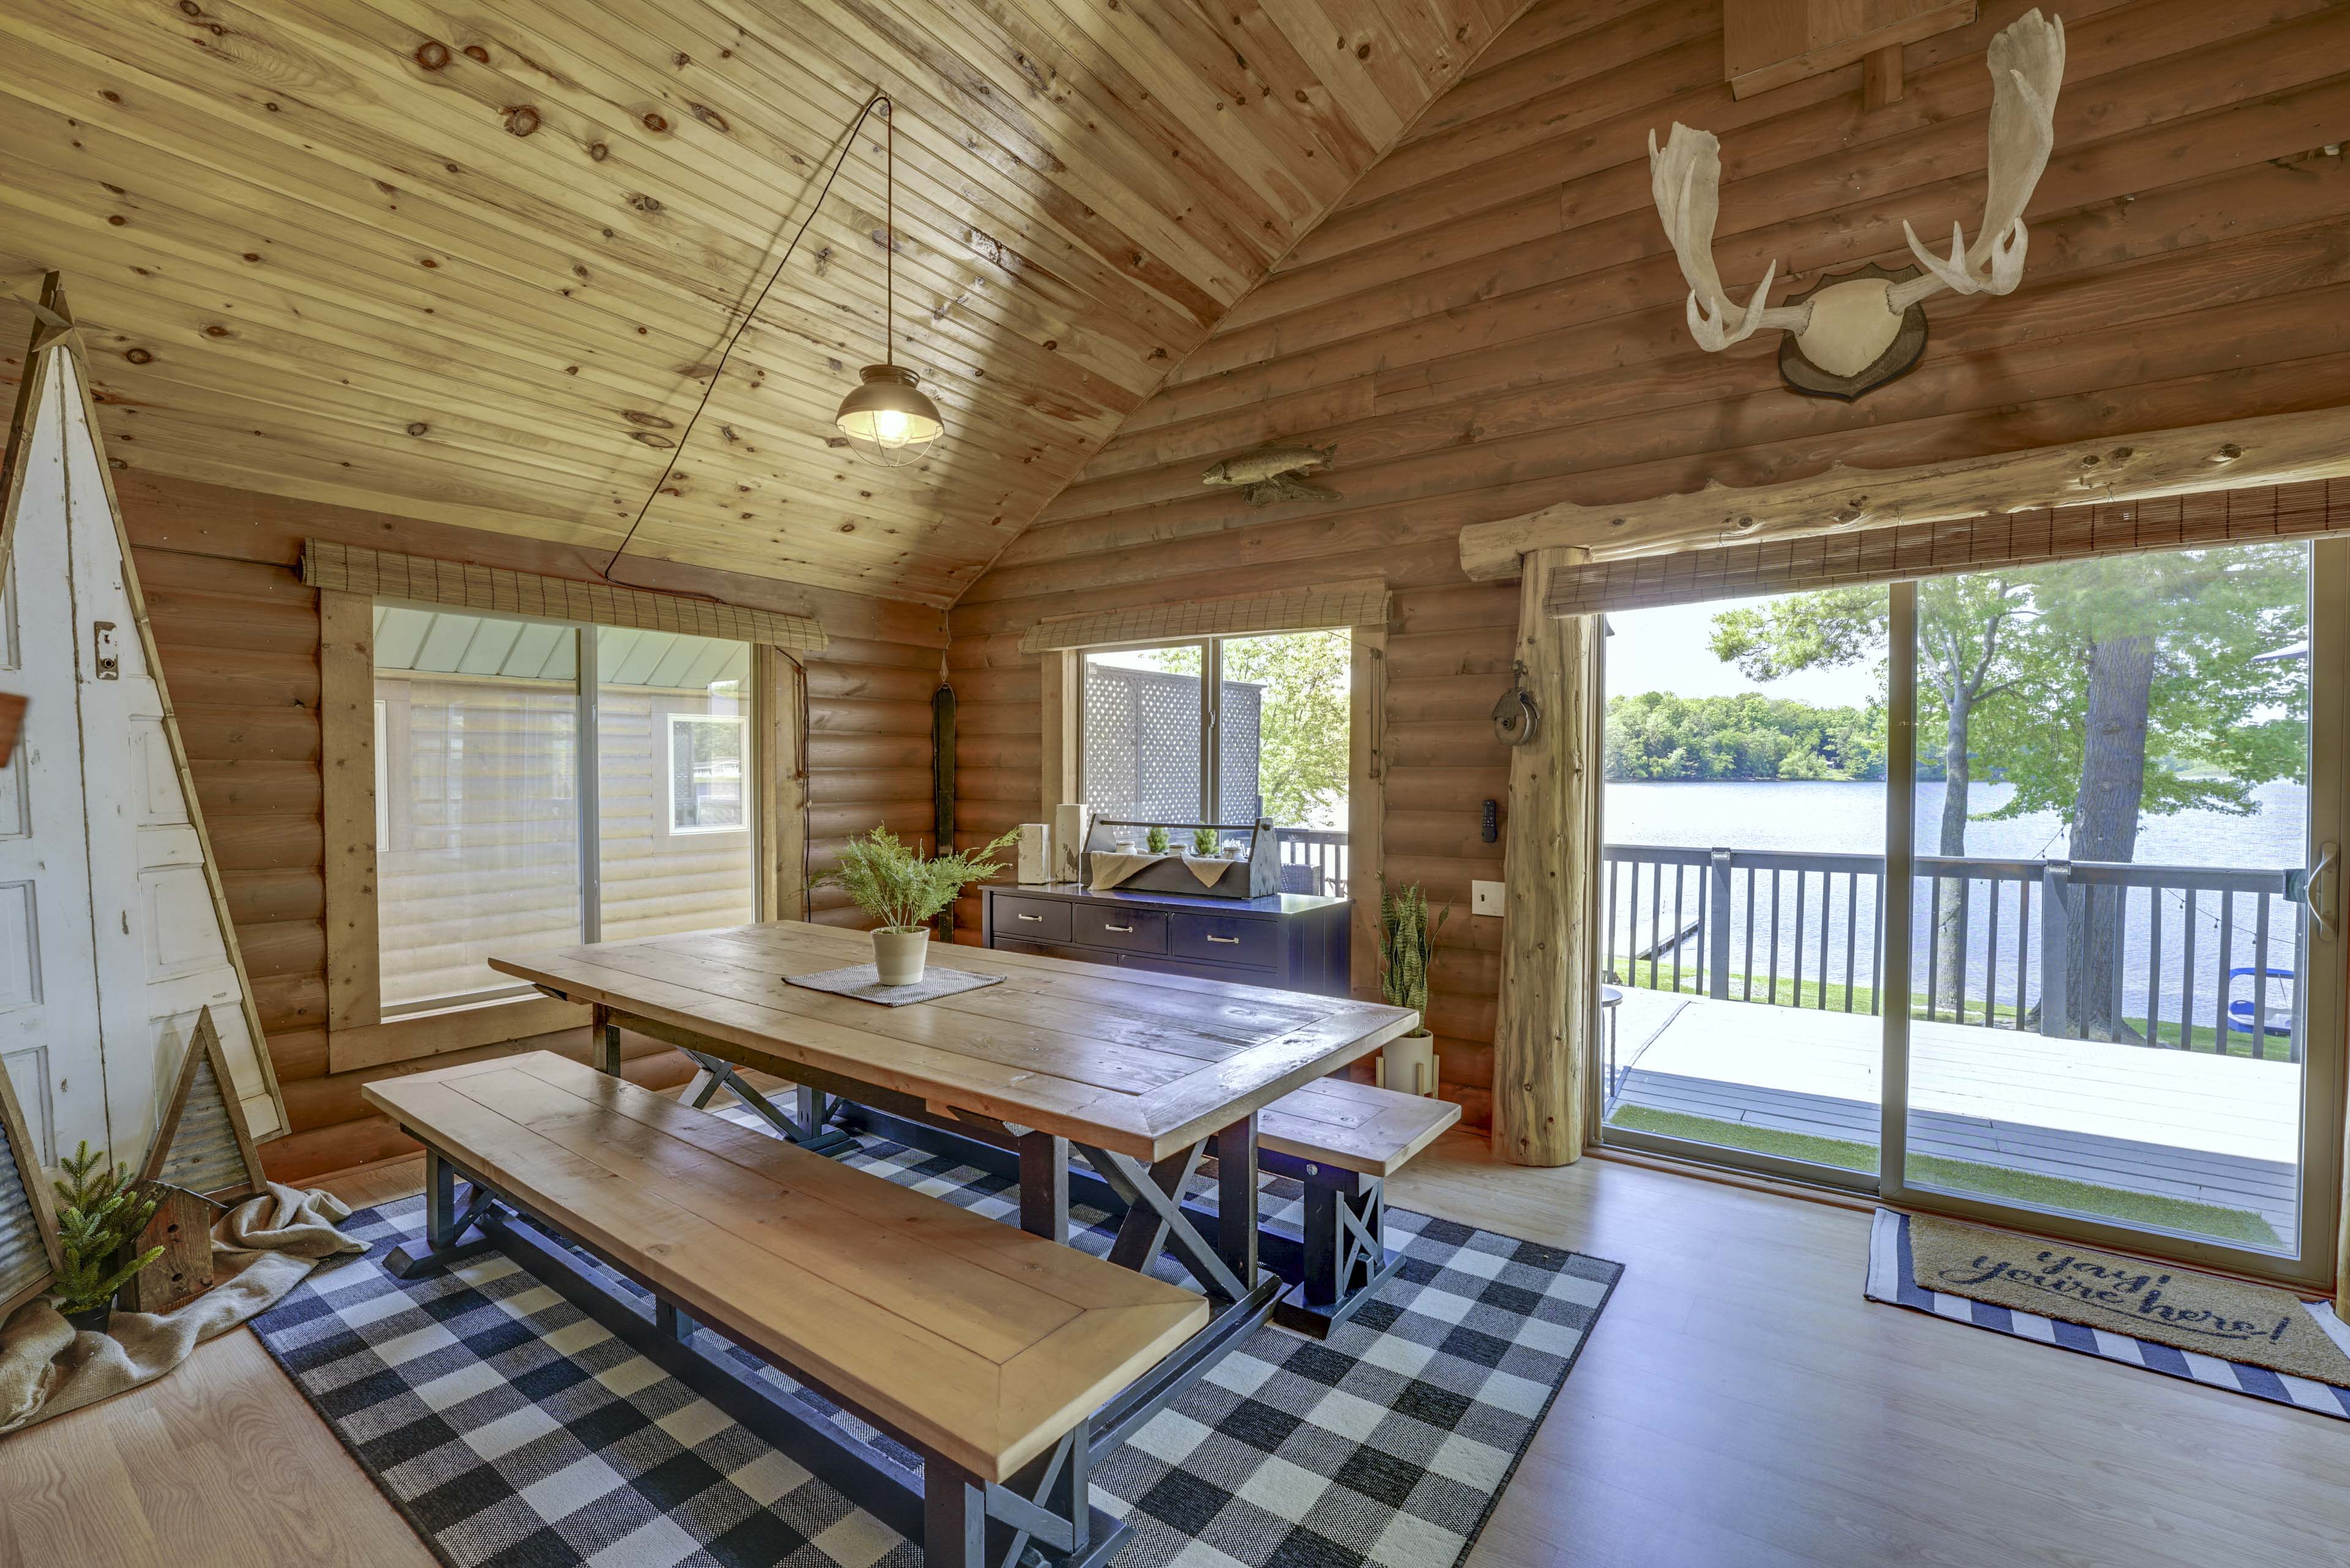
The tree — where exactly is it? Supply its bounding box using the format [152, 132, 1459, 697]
[1222, 630, 1351, 825]
[1970, 545, 2306, 1039]
[1710, 578, 2029, 1015]
[1603, 690, 1885, 782]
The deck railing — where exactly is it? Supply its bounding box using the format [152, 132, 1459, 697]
[1277, 828, 1349, 896]
[1603, 844, 2308, 1061]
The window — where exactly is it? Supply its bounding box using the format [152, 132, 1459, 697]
[668, 714, 747, 833]
[1077, 629, 1352, 892]
[370, 607, 756, 1015]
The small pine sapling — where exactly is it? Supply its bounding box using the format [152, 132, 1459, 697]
[1146, 824, 1171, 854]
[52, 1141, 163, 1318]
[1190, 825, 1220, 857]
[818, 827, 1020, 932]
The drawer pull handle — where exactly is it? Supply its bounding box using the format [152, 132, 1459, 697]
[1015, 913, 1044, 922]
[1206, 934, 1240, 945]
[1103, 923, 1135, 933]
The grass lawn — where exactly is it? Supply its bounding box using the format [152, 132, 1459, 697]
[1603, 1103, 2283, 1249]
[1610, 966, 2286, 1058]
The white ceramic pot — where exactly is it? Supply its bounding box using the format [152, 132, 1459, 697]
[872, 927, 930, 986]
[1378, 1032, 1439, 1097]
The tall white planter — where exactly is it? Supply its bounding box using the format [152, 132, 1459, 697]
[871, 927, 930, 985]
[1378, 1033, 1439, 1097]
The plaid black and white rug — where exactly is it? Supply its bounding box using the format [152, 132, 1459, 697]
[250, 1115, 1619, 1568]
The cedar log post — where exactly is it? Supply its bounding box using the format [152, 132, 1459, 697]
[1493, 545, 1597, 1166]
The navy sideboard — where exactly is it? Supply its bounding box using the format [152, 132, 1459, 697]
[981, 881, 1351, 997]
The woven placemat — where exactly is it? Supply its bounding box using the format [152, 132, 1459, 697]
[782, 963, 1004, 1006]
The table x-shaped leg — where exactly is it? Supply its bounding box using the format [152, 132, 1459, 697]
[678, 1048, 858, 1155]
[1075, 1116, 1258, 1302]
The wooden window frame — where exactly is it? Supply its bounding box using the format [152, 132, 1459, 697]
[323, 591, 803, 1072]
[1040, 625, 1386, 997]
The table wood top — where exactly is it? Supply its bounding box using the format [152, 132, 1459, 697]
[488, 920, 1420, 1160]
[364, 1053, 1207, 1481]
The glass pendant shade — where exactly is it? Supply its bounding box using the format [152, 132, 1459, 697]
[834, 364, 943, 468]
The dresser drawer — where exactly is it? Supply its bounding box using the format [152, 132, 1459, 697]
[995, 936, 1103, 966]
[1169, 911, 1276, 969]
[991, 895, 1070, 944]
[1073, 905, 1167, 954]
[1119, 952, 1264, 986]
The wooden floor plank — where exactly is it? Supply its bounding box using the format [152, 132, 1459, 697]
[10, 1131, 2348, 1568]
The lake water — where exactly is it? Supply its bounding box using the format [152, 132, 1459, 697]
[1602, 778, 2310, 1038]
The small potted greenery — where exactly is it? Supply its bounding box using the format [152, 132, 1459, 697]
[51, 1141, 163, 1334]
[821, 827, 1019, 985]
[1146, 824, 1171, 854]
[1190, 825, 1220, 857]
[1378, 883, 1449, 1097]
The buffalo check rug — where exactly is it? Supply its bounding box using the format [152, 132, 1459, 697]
[249, 1113, 1621, 1568]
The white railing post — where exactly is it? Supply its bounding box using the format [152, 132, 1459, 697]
[2040, 863, 2072, 1038]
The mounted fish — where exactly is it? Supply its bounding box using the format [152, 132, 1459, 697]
[1649, 10, 2065, 400]
[1201, 443, 1340, 507]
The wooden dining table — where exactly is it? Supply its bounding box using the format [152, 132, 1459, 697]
[488, 919, 1420, 1323]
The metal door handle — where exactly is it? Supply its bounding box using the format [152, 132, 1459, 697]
[1206, 934, 1240, 945]
[1015, 913, 1043, 922]
[2312, 841, 2339, 943]
[1103, 923, 1135, 933]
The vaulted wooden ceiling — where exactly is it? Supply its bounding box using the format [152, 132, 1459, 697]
[0, 0, 1521, 607]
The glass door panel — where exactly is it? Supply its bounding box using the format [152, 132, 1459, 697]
[1897, 544, 2334, 1271]
[1597, 591, 1890, 1182]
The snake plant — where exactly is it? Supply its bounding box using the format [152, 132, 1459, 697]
[1379, 883, 1449, 1037]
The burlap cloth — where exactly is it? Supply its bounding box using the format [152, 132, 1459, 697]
[1089, 851, 1232, 890]
[0, 1181, 364, 1433]
[1908, 1210, 2350, 1384]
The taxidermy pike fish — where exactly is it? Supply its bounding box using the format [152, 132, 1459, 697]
[1200, 443, 1340, 507]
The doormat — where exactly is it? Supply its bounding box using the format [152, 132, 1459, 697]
[249, 1129, 1621, 1568]
[1867, 1209, 2350, 1420]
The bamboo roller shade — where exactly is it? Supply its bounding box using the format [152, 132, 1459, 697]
[302, 540, 827, 651]
[1020, 578, 1390, 653]
[1544, 481, 2350, 616]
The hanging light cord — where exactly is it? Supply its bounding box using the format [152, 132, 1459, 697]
[603, 91, 893, 584]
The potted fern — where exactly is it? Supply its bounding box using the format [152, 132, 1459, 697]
[821, 827, 1019, 985]
[51, 1141, 163, 1334]
[1378, 884, 1449, 1097]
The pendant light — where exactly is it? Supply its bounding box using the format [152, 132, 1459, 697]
[834, 96, 942, 467]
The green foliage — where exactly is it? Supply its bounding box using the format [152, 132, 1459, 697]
[1220, 630, 1351, 826]
[818, 827, 1019, 933]
[1604, 690, 1886, 782]
[1379, 883, 1449, 1035]
[1146, 824, 1171, 854]
[1968, 546, 2307, 835]
[51, 1142, 162, 1317]
[1190, 824, 1220, 857]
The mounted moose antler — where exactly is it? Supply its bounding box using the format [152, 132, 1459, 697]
[1650, 9, 2066, 399]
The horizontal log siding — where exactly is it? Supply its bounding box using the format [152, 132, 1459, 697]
[948, 0, 2350, 1130]
[124, 473, 944, 1182]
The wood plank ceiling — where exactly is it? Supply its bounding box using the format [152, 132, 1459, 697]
[0, 0, 1520, 607]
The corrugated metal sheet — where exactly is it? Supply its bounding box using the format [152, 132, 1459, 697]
[373, 607, 749, 692]
[152, 1051, 252, 1198]
[0, 1118, 49, 1307]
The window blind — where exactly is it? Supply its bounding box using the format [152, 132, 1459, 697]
[1543, 480, 2350, 617]
[1020, 577, 1390, 654]
[301, 540, 826, 652]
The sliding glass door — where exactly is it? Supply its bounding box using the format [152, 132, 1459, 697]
[1598, 543, 2345, 1286]
[1881, 543, 2346, 1283]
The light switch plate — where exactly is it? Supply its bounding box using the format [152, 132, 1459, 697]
[1471, 879, 1505, 917]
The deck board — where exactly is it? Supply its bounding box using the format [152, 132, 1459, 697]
[1604, 995, 2302, 1239]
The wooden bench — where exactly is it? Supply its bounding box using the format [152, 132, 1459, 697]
[1252, 1075, 1460, 1331]
[364, 1051, 1206, 1568]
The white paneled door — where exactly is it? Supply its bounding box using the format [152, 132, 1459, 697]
[0, 334, 283, 1170]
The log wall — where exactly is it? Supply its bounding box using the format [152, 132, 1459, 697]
[948, 0, 2350, 1131]
[123, 474, 946, 1182]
